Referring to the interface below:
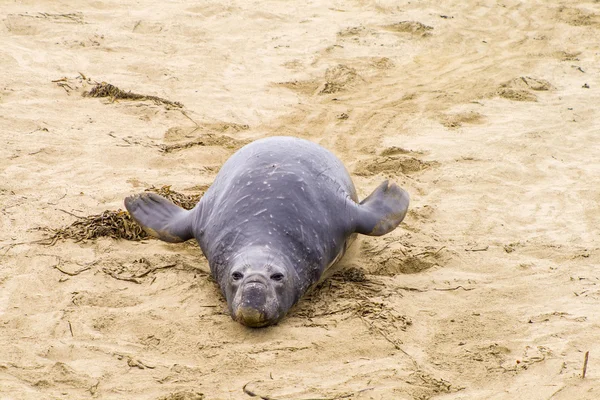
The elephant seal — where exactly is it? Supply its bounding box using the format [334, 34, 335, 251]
[125, 136, 409, 327]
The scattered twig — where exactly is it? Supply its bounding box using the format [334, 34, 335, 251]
[397, 285, 474, 292]
[548, 385, 567, 399]
[371, 322, 402, 350]
[103, 268, 142, 284]
[56, 82, 73, 93]
[465, 245, 489, 252]
[413, 246, 446, 258]
[159, 139, 206, 153]
[54, 262, 91, 276]
[242, 381, 269, 399]
[38, 12, 84, 23]
[159, 133, 248, 153]
[434, 246, 446, 255]
[583, 351, 589, 378]
[0, 243, 17, 256]
[248, 346, 310, 355]
[89, 380, 99, 395]
[1, 239, 48, 255]
[107, 132, 157, 148]
[358, 315, 419, 369]
[434, 286, 474, 291]
[68, 321, 74, 337]
[127, 356, 155, 369]
[85, 82, 183, 108]
[398, 286, 427, 292]
[180, 109, 200, 129]
[306, 306, 354, 318]
[132, 263, 177, 278]
[57, 208, 85, 219]
[371, 243, 390, 256]
[242, 381, 373, 400]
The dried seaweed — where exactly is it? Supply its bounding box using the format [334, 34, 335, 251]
[242, 381, 372, 400]
[44, 209, 148, 244]
[144, 185, 201, 210]
[337, 266, 367, 282]
[85, 82, 183, 108]
[319, 64, 362, 95]
[44, 186, 202, 244]
[159, 140, 207, 153]
[159, 134, 249, 153]
[356, 299, 412, 333]
[15, 12, 84, 24]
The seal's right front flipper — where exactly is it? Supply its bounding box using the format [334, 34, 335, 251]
[124, 192, 194, 243]
[354, 180, 409, 236]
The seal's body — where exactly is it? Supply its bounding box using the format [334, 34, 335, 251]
[125, 136, 409, 327]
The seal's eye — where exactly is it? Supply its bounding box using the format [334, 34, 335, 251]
[232, 272, 243, 281]
[270, 273, 284, 282]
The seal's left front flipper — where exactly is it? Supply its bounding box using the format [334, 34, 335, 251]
[353, 180, 409, 236]
[124, 193, 194, 243]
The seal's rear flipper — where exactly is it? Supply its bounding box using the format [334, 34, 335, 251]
[354, 180, 409, 236]
[124, 193, 194, 243]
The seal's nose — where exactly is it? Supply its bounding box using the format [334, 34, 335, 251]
[241, 282, 267, 309]
[235, 281, 269, 327]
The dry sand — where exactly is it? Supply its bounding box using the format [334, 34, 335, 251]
[1, 0, 600, 398]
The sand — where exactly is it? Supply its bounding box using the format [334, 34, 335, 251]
[1, 0, 599, 398]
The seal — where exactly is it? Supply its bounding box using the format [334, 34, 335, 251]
[125, 136, 409, 327]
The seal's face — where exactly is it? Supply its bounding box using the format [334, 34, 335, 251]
[225, 249, 296, 327]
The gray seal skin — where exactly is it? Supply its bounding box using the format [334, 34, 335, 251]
[125, 136, 409, 328]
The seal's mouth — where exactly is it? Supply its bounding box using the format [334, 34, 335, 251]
[235, 306, 271, 328]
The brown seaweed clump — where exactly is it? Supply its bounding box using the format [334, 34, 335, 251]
[44, 186, 202, 244]
[85, 82, 184, 108]
[144, 185, 201, 210]
[45, 210, 147, 244]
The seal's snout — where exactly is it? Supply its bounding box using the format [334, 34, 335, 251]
[235, 306, 268, 327]
[241, 282, 267, 308]
[233, 280, 273, 327]
[226, 248, 293, 328]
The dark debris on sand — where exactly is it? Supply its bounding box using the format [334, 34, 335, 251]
[146, 185, 201, 210]
[85, 82, 184, 108]
[44, 186, 202, 244]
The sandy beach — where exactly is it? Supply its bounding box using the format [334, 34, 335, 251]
[1, 0, 599, 398]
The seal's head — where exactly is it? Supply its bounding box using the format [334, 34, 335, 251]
[224, 247, 297, 327]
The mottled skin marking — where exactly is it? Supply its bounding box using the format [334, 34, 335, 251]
[125, 136, 409, 327]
